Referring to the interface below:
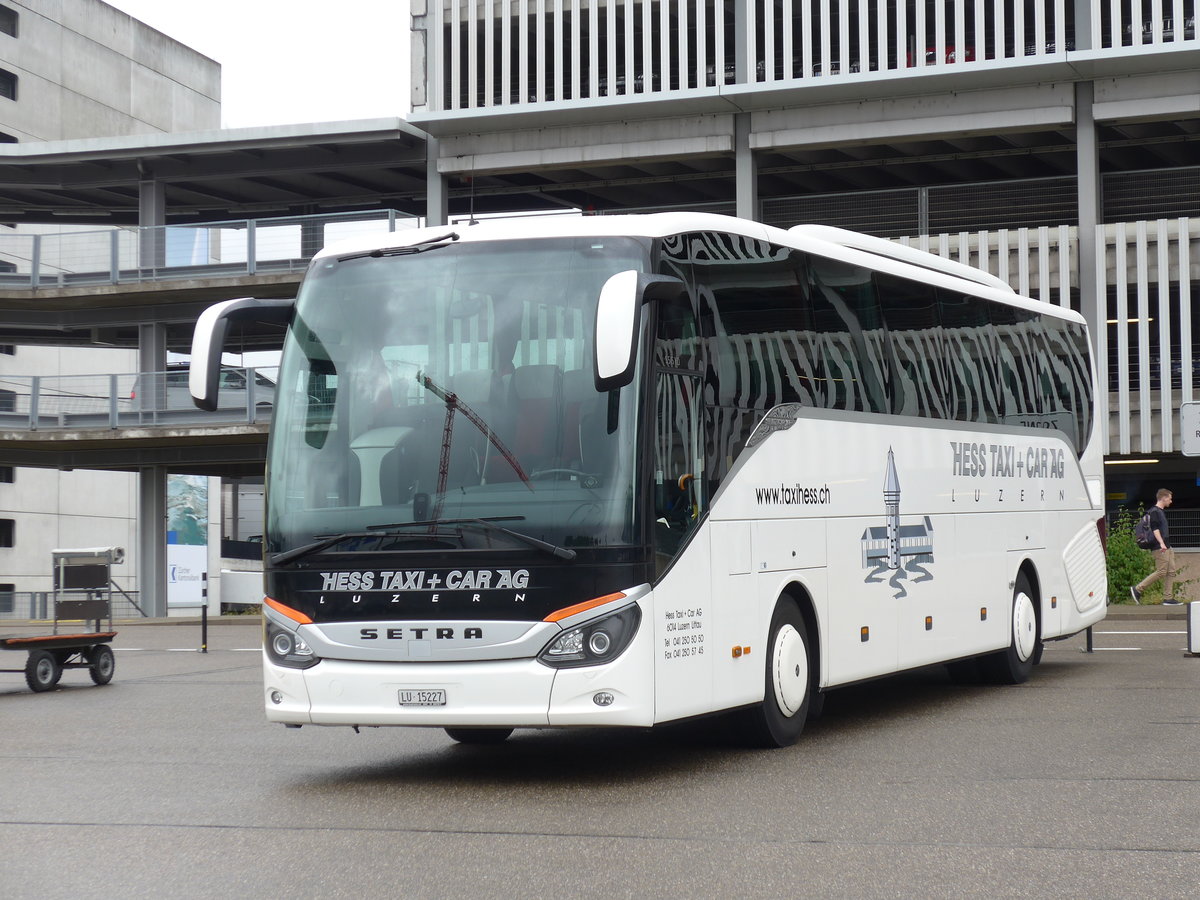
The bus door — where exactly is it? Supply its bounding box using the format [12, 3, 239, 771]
[651, 293, 714, 722]
[651, 293, 705, 576]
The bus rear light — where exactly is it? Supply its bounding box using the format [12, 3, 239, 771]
[538, 603, 641, 668]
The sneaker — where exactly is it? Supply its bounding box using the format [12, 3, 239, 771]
[1162, 599, 1183, 606]
[1130, 586, 1142, 604]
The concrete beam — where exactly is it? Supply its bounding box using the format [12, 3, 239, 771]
[434, 115, 735, 175]
[752, 84, 1076, 151]
[1093, 70, 1200, 122]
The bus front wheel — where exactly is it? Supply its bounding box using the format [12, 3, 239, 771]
[981, 573, 1038, 685]
[745, 598, 811, 748]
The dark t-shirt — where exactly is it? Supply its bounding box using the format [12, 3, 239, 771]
[1148, 505, 1170, 549]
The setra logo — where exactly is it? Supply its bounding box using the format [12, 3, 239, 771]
[358, 626, 483, 640]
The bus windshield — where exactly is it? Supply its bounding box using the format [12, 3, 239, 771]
[265, 234, 651, 557]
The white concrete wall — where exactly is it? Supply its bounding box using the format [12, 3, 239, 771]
[1, 0, 219, 141]
[0, 1, 221, 599]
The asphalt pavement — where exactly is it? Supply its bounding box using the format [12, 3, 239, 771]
[0, 605, 1196, 898]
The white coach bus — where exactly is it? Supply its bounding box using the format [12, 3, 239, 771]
[191, 213, 1107, 747]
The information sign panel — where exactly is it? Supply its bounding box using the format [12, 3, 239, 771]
[1181, 402, 1200, 457]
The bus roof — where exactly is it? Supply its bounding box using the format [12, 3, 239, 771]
[315, 212, 1086, 327]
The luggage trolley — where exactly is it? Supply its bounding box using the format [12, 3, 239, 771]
[0, 548, 121, 693]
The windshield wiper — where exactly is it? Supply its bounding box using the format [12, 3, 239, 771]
[271, 516, 576, 567]
[369, 516, 577, 562]
[269, 529, 431, 567]
[337, 232, 459, 262]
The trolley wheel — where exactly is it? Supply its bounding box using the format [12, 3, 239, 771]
[444, 727, 513, 745]
[25, 649, 63, 693]
[87, 644, 115, 685]
[744, 597, 812, 748]
[981, 573, 1039, 685]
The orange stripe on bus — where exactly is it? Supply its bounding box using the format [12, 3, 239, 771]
[543, 592, 626, 623]
[264, 596, 313, 625]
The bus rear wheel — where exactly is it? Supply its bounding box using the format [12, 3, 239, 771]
[745, 598, 811, 748]
[445, 727, 513, 745]
[981, 573, 1038, 685]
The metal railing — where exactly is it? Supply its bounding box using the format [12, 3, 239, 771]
[1109, 509, 1200, 550]
[0, 209, 417, 292]
[0, 590, 145, 621]
[0, 366, 278, 430]
[1166, 509, 1200, 549]
[416, 1, 1197, 114]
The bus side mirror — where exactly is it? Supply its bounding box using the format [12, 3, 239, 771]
[593, 271, 686, 392]
[190, 297, 294, 410]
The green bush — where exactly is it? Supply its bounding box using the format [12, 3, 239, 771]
[1106, 507, 1154, 604]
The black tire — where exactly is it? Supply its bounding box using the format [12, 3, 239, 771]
[945, 657, 981, 683]
[980, 573, 1039, 685]
[807, 688, 827, 721]
[25, 649, 62, 693]
[744, 598, 812, 748]
[445, 727, 514, 745]
[87, 644, 115, 685]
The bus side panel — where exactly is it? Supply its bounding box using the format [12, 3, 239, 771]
[709, 520, 765, 711]
[824, 511, 901, 684]
[1050, 515, 1108, 637]
[652, 527, 715, 723]
[943, 515, 1009, 658]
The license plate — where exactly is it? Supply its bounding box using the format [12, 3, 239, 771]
[398, 688, 446, 707]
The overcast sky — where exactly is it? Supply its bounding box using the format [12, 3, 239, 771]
[104, 0, 412, 128]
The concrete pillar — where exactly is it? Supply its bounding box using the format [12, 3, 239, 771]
[135, 320, 170, 618]
[138, 174, 166, 269]
[425, 135, 448, 227]
[138, 466, 167, 617]
[137, 322, 168, 409]
[300, 218, 325, 259]
[735, 113, 759, 222]
[1075, 81, 1102, 340]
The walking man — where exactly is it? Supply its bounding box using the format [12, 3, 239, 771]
[1132, 489, 1180, 605]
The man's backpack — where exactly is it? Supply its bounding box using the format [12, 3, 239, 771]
[1134, 512, 1156, 550]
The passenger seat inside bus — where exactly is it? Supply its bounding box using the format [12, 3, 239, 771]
[500, 364, 562, 477]
[561, 368, 592, 468]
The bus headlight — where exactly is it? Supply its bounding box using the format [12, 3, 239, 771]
[265, 621, 320, 669]
[538, 604, 640, 668]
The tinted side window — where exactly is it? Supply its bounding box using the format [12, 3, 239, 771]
[939, 290, 1004, 425]
[806, 255, 889, 414]
[876, 272, 945, 418]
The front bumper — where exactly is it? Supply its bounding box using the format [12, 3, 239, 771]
[263, 606, 655, 728]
